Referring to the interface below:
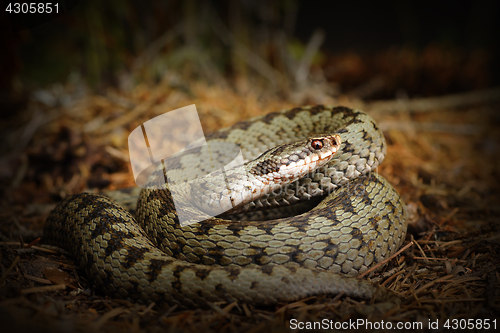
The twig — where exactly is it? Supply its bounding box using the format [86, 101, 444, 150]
[139, 302, 156, 316]
[411, 275, 454, 296]
[437, 240, 463, 247]
[208, 302, 228, 316]
[0, 255, 20, 284]
[413, 257, 466, 263]
[419, 298, 487, 303]
[413, 238, 427, 260]
[0, 241, 60, 254]
[158, 304, 178, 319]
[241, 303, 251, 317]
[91, 307, 127, 331]
[358, 241, 413, 279]
[20, 284, 66, 294]
[380, 269, 406, 287]
[24, 274, 53, 285]
[222, 301, 238, 314]
[369, 86, 500, 114]
[276, 300, 309, 314]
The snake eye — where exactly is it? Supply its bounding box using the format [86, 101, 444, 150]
[311, 140, 323, 150]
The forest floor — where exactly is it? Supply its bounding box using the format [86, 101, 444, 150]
[1, 72, 500, 332]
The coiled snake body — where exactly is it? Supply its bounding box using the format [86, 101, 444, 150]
[44, 106, 407, 308]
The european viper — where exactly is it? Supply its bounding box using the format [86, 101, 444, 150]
[44, 105, 407, 308]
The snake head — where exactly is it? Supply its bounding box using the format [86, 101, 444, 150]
[249, 134, 342, 181]
[192, 134, 342, 216]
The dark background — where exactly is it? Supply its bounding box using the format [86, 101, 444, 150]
[1, 0, 499, 105]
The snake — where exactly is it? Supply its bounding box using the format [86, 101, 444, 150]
[43, 105, 407, 308]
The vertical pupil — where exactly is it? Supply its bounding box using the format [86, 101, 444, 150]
[312, 140, 323, 149]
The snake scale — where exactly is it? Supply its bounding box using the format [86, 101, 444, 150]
[44, 105, 407, 308]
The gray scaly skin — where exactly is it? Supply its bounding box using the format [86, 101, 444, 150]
[44, 106, 407, 308]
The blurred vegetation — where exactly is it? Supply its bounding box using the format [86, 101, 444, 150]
[4, 0, 499, 99]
